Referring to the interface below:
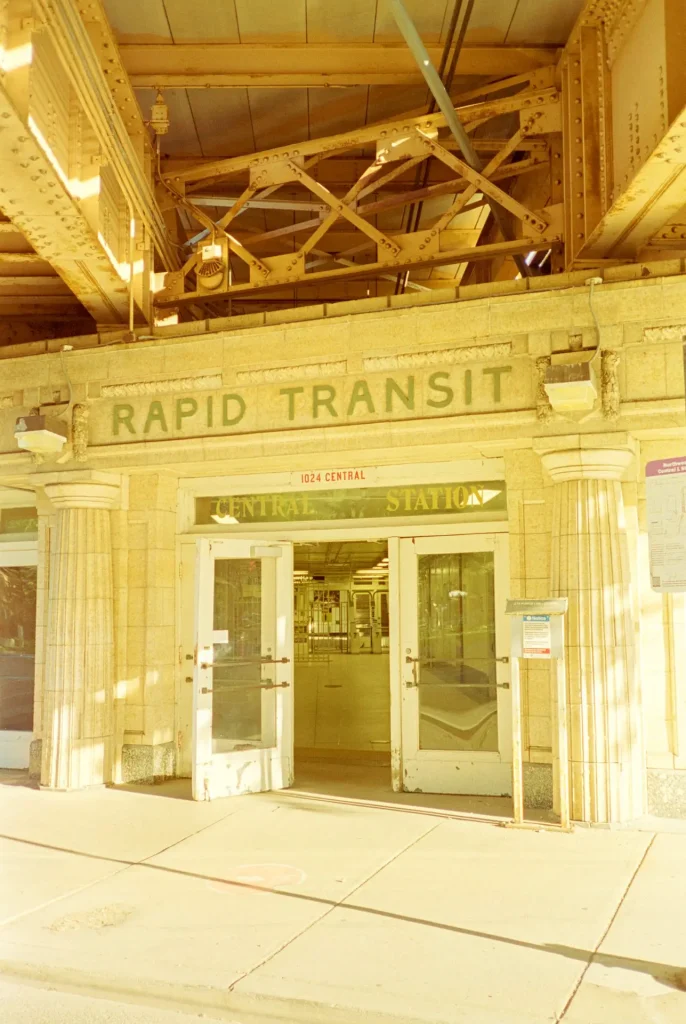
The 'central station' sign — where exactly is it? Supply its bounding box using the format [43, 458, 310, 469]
[195, 481, 507, 524]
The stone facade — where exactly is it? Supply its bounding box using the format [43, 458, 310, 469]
[2, 263, 686, 821]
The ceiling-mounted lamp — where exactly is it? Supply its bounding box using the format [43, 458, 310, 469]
[149, 91, 170, 135]
[197, 240, 228, 292]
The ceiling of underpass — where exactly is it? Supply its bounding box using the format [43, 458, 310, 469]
[102, 0, 583, 160]
[0, 0, 628, 344]
[294, 540, 388, 575]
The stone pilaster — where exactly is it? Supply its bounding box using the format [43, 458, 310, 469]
[541, 447, 644, 823]
[121, 473, 178, 784]
[38, 471, 120, 790]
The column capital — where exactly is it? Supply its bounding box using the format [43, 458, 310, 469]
[540, 447, 635, 483]
[37, 470, 122, 511]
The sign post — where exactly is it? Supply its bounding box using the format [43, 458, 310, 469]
[505, 597, 570, 830]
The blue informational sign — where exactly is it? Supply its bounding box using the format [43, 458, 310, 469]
[522, 614, 552, 659]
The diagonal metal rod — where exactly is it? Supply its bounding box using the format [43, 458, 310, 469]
[389, 0, 530, 278]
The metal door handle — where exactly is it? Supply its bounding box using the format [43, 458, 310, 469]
[405, 653, 419, 688]
[497, 682, 510, 690]
[202, 682, 290, 694]
[496, 656, 509, 664]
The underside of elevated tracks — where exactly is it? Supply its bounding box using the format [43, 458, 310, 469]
[0, 0, 684, 347]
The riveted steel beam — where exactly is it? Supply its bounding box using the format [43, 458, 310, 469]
[168, 88, 557, 188]
[0, 80, 130, 323]
[120, 42, 559, 89]
[33, 0, 178, 272]
[582, 103, 686, 258]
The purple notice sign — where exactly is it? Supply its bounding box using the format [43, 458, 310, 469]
[646, 457, 686, 592]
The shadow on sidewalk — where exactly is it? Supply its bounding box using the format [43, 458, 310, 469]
[2, 830, 685, 993]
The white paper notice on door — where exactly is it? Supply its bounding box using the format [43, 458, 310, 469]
[646, 456, 686, 593]
[522, 615, 552, 659]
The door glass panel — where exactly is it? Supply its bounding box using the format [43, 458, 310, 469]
[353, 591, 372, 649]
[378, 591, 389, 649]
[212, 558, 273, 753]
[417, 552, 497, 751]
[0, 565, 37, 731]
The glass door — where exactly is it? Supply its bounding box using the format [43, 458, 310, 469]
[193, 538, 293, 800]
[398, 534, 511, 795]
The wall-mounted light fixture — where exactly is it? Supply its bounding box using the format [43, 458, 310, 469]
[14, 414, 68, 455]
[543, 360, 599, 413]
[543, 276, 603, 414]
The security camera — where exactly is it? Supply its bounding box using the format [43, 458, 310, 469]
[14, 414, 68, 455]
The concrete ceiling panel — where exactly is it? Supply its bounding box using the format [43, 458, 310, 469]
[187, 91, 256, 157]
[305, 0, 377, 43]
[307, 87, 370, 139]
[101, 0, 172, 43]
[234, 0, 307, 43]
[506, 0, 585, 45]
[248, 88, 310, 150]
[162, 0, 240, 42]
[458, 0, 518, 45]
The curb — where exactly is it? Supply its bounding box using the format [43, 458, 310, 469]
[0, 959, 435, 1024]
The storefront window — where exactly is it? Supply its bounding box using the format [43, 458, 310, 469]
[0, 565, 37, 731]
[417, 552, 497, 752]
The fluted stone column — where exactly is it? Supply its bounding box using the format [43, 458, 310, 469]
[39, 471, 120, 790]
[541, 448, 644, 824]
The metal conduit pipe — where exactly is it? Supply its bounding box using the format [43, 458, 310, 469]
[33, 0, 179, 271]
[400, 0, 466, 292]
[402, 3, 463, 238]
[396, 0, 463, 294]
[389, 0, 530, 279]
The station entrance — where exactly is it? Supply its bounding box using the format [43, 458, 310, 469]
[292, 541, 391, 793]
[189, 530, 512, 803]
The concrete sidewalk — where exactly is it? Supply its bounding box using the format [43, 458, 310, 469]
[1, 770, 685, 1023]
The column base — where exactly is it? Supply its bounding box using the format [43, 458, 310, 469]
[122, 741, 176, 785]
[523, 763, 553, 809]
[647, 769, 686, 819]
[29, 739, 42, 780]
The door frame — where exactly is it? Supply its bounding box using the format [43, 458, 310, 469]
[0, 539, 38, 769]
[192, 537, 294, 800]
[397, 533, 512, 796]
[178, 455, 509, 794]
[179, 521, 508, 795]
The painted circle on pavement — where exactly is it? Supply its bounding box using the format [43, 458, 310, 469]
[207, 863, 307, 896]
